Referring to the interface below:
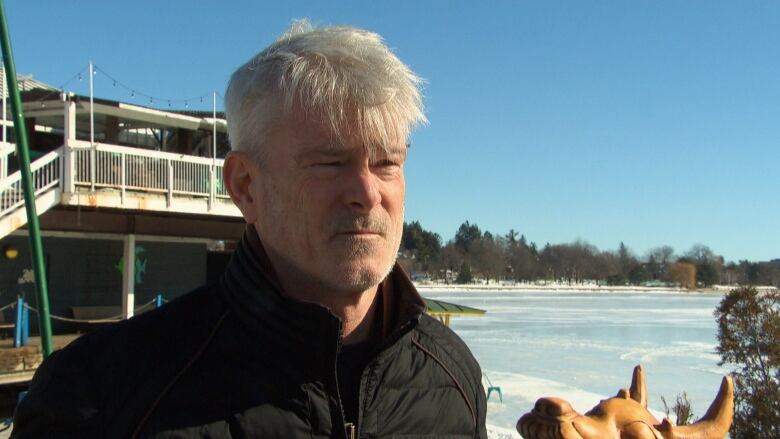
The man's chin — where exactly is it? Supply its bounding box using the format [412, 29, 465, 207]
[334, 235, 387, 258]
[322, 259, 394, 293]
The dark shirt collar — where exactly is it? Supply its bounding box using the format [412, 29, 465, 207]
[220, 225, 426, 355]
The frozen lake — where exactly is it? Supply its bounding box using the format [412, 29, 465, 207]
[421, 289, 729, 432]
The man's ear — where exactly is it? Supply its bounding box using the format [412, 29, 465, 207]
[223, 151, 260, 223]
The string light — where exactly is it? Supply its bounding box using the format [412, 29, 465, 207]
[29, 68, 86, 108]
[41, 63, 218, 111]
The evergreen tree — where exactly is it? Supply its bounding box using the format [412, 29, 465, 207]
[401, 221, 442, 271]
[456, 262, 473, 284]
[454, 221, 482, 252]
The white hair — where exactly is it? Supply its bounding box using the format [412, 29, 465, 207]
[225, 20, 426, 162]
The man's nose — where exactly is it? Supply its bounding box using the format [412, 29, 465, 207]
[343, 165, 382, 212]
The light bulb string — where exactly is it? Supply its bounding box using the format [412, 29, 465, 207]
[21, 63, 220, 110]
[92, 64, 214, 108]
[21, 66, 88, 108]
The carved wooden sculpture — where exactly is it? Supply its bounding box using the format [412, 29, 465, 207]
[516, 365, 733, 439]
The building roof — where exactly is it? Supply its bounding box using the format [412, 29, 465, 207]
[19, 88, 227, 134]
[172, 109, 226, 119]
[423, 298, 486, 316]
[0, 73, 57, 94]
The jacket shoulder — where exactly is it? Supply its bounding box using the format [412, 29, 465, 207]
[12, 284, 227, 436]
[413, 314, 488, 438]
[415, 314, 482, 385]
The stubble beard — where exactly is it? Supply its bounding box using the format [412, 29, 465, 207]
[261, 194, 404, 298]
[321, 208, 403, 293]
[334, 236, 398, 292]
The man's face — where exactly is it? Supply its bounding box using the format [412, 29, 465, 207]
[247, 109, 407, 296]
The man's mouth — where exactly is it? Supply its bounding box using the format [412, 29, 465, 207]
[337, 230, 382, 236]
[329, 215, 389, 238]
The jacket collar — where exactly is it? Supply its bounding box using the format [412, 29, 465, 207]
[220, 226, 426, 359]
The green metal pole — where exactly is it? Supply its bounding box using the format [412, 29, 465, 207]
[0, 0, 53, 356]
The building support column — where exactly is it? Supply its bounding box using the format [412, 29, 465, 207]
[122, 234, 135, 319]
[63, 99, 76, 142]
[63, 99, 76, 193]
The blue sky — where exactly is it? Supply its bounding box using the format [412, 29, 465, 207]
[7, 1, 779, 262]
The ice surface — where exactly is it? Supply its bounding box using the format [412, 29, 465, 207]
[420, 289, 729, 431]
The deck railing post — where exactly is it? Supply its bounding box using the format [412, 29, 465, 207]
[63, 97, 76, 192]
[66, 147, 75, 193]
[167, 159, 173, 207]
[209, 165, 215, 210]
[120, 153, 126, 204]
[89, 148, 96, 191]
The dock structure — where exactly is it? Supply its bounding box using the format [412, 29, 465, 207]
[0, 334, 79, 385]
[423, 298, 486, 327]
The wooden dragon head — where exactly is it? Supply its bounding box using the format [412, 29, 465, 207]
[516, 365, 733, 439]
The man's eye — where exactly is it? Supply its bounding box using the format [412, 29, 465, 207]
[315, 161, 342, 167]
[373, 160, 399, 167]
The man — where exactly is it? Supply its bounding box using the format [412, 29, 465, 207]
[13, 21, 487, 438]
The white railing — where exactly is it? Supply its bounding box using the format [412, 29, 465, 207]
[0, 141, 231, 221]
[0, 142, 15, 180]
[0, 148, 61, 218]
[70, 142, 228, 205]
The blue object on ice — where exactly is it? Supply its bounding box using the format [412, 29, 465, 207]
[483, 373, 503, 403]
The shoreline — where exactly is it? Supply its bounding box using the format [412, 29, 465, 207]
[413, 283, 778, 294]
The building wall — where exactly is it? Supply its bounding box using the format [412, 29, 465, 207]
[132, 240, 208, 304]
[0, 235, 207, 333]
[0, 235, 44, 325]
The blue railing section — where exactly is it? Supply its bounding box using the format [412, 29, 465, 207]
[4, 294, 167, 347]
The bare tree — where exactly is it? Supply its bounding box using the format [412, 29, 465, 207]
[661, 392, 694, 425]
[647, 245, 675, 279]
[667, 262, 696, 289]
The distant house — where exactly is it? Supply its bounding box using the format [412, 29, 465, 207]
[410, 272, 431, 282]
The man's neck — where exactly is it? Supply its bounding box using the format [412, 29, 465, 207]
[281, 281, 380, 345]
[323, 286, 380, 345]
[247, 227, 381, 344]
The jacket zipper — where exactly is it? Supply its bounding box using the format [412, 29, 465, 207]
[332, 321, 353, 439]
[343, 308, 423, 439]
[354, 320, 419, 439]
[345, 422, 356, 439]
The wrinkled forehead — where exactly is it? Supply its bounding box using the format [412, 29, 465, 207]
[286, 99, 409, 159]
[317, 139, 409, 162]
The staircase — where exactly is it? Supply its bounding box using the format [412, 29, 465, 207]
[0, 144, 63, 239]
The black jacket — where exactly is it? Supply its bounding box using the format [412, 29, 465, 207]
[12, 230, 487, 438]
